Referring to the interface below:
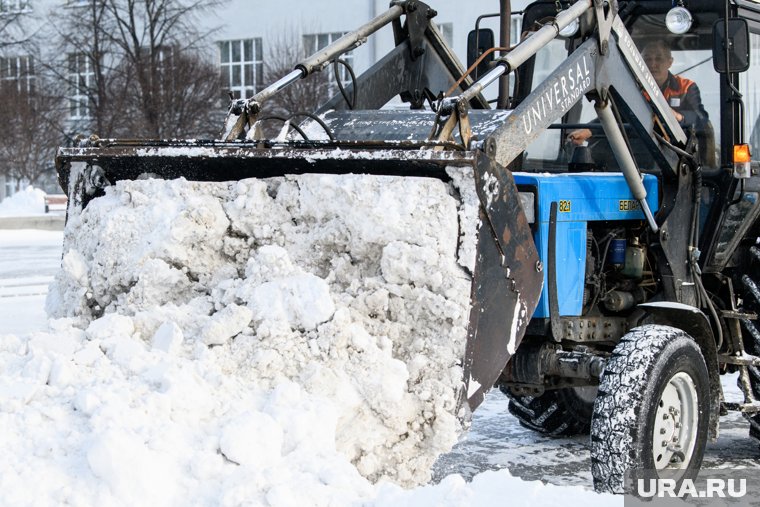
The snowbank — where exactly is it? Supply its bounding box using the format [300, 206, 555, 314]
[0, 186, 47, 217]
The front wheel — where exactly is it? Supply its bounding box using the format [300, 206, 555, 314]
[591, 325, 710, 494]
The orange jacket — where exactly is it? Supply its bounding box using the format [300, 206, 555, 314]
[660, 72, 709, 128]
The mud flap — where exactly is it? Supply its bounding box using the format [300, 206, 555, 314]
[463, 152, 543, 412]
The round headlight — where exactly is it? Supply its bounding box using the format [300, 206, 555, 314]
[666, 6, 693, 35]
[559, 17, 580, 38]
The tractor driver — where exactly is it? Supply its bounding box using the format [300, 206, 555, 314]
[568, 40, 710, 151]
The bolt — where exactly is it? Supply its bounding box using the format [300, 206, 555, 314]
[675, 422, 681, 429]
[536, 260, 543, 272]
[486, 138, 497, 156]
[673, 436, 679, 443]
[662, 440, 668, 447]
[663, 413, 669, 420]
[660, 428, 667, 435]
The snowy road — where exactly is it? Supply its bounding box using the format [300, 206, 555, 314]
[0, 230, 63, 335]
[2, 229, 758, 493]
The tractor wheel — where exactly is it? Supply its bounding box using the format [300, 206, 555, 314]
[502, 385, 596, 437]
[591, 325, 710, 494]
[739, 245, 760, 440]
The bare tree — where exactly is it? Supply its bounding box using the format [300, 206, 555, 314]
[0, 82, 60, 186]
[103, 0, 222, 138]
[0, 4, 54, 188]
[0, 2, 32, 51]
[45, 0, 126, 138]
[256, 30, 332, 138]
[43, 0, 222, 140]
[115, 45, 221, 138]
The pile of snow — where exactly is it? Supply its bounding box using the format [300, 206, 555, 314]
[0, 186, 46, 217]
[45, 172, 476, 488]
[0, 172, 616, 504]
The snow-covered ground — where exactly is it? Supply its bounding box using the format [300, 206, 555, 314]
[0, 230, 63, 334]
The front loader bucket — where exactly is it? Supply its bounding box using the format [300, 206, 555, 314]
[55, 139, 542, 415]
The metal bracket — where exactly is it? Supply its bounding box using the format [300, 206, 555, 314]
[84, 164, 109, 196]
[431, 99, 473, 149]
[592, 0, 615, 55]
[457, 102, 473, 148]
[222, 99, 250, 141]
[720, 352, 760, 412]
[400, 0, 437, 61]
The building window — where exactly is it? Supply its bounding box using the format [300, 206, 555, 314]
[0, 0, 30, 13]
[219, 38, 263, 100]
[511, 15, 522, 45]
[68, 53, 92, 120]
[303, 32, 353, 87]
[436, 22, 453, 47]
[0, 55, 34, 94]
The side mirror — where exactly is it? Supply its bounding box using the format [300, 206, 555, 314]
[713, 18, 750, 73]
[467, 28, 495, 80]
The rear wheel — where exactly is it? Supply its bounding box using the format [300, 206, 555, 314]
[502, 385, 596, 437]
[739, 245, 760, 440]
[591, 325, 709, 494]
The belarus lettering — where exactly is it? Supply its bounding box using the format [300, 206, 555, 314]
[619, 200, 640, 211]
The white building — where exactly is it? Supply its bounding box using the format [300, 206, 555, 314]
[211, 0, 526, 100]
[0, 0, 530, 201]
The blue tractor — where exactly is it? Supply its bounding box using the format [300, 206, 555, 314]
[56, 0, 760, 494]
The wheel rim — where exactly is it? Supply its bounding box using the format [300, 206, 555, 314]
[652, 371, 699, 471]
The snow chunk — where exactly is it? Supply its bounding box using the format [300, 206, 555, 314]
[151, 321, 184, 353]
[219, 411, 283, 467]
[200, 304, 252, 345]
[87, 428, 178, 504]
[240, 273, 335, 333]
